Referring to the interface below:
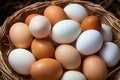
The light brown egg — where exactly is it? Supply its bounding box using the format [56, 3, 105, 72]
[55, 44, 81, 70]
[82, 55, 107, 80]
[9, 22, 33, 48]
[44, 5, 67, 26]
[31, 58, 63, 80]
[25, 13, 39, 25]
[31, 38, 55, 59]
[81, 15, 101, 32]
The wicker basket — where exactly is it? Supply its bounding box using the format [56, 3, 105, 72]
[0, 0, 120, 80]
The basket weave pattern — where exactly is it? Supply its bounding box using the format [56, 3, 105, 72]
[0, 0, 120, 80]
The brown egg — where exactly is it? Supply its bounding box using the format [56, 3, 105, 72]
[81, 15, 101, 32]
[82, 55, 107, 80]
[44, 5, 67, 26]
[31, 58, 63, 80]
[55, 44, 81, 70]
[31, 38, 55, 59]
[25, 13, 39, 25]
[9, 22, 33, 48]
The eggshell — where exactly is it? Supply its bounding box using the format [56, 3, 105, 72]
[55, 44, 81, 70]
[31, 38, 55, 59]
[31, 58, 63, 80]
[25, 13, 39, 25]
[61, 70, 86, 80]
[44, 5, 67, 26]
[9, 22, 33, 48]
[64, 3, 88, 22]
[99, 42, 120, 67]
[82, 55, 107, 80]
[51, 20, 81, 44]
[81, 15, 101, 32]
[101, 23, 113, 42]
[8, 48, 36, 75]
[29, 15, 51, 38]
[76, 30, 103, 55]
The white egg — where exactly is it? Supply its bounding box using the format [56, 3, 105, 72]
[99, 42, 120, 67]
[61, 70, 86, 80]
[64, 3, 88, 22]
[51, 20, 81, 44]
[8, 48, 36, 75]
[101, 24, 113, 42]
[76, 30, 103, 55]
[29, 15, 51, 38]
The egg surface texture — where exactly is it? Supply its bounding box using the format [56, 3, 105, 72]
[51, 20, 81, 44]
[64, 3, 88, 22]
[55, 44, 81, 70]
[44, 5, 67, 26]
[61, 70, 86, 80]
[25, 13, 39, 25]
[31, 38, 55, 59]
[81, 15, 101, 32]
[29, 15, 51, 38]
[8, 49, 36, 75]
[82, 55, 107, 80]
[9, 22, 33, 48]
[101, 23, 113, 42]
[99, 42, 120, 67]
[76, 30, 103, 55]
[31, 58, 63, 80]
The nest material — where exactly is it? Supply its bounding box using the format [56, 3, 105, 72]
[0, 0, 120, 80]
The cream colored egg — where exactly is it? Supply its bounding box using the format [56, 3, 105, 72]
[55, 44, 81, 70]
[29, 15, 51, 38]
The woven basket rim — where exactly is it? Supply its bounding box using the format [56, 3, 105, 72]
[0, 0, 120, 80]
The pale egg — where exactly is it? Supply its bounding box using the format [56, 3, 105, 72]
[8, 48, 36, 75]
[61, 70, 86, 80]
[99, 42, 120, 67]
[76, 30, 103, 55]
[29, 15, 51, 38]
[51, 20, 81, 44]
[101, 23, 113, 42]
[64, 3, 88, 22]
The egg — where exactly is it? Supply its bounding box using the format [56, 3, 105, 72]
[8, 48, 36, 75]
[51, 20, 81, 44]
[76, 30, 103, 55]
[81, 15, 101, 32]
[99, 42, 120, 67]
[61, 70, 86, 80]
[64, 3, 88, 22]
[31, 58, 63, 80]
[55, 44, 81, 70]
[44, 5, 67, 26]
[25, 13, 39, 25]
[82, 55, 107, 80]
[29, 15, 51, 38]
[9, 22, 33, 48]
[101, 23, 113, 42]
[31, 38, 55, 59]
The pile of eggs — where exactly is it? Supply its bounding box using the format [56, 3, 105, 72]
[8, 3, 120, 80]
